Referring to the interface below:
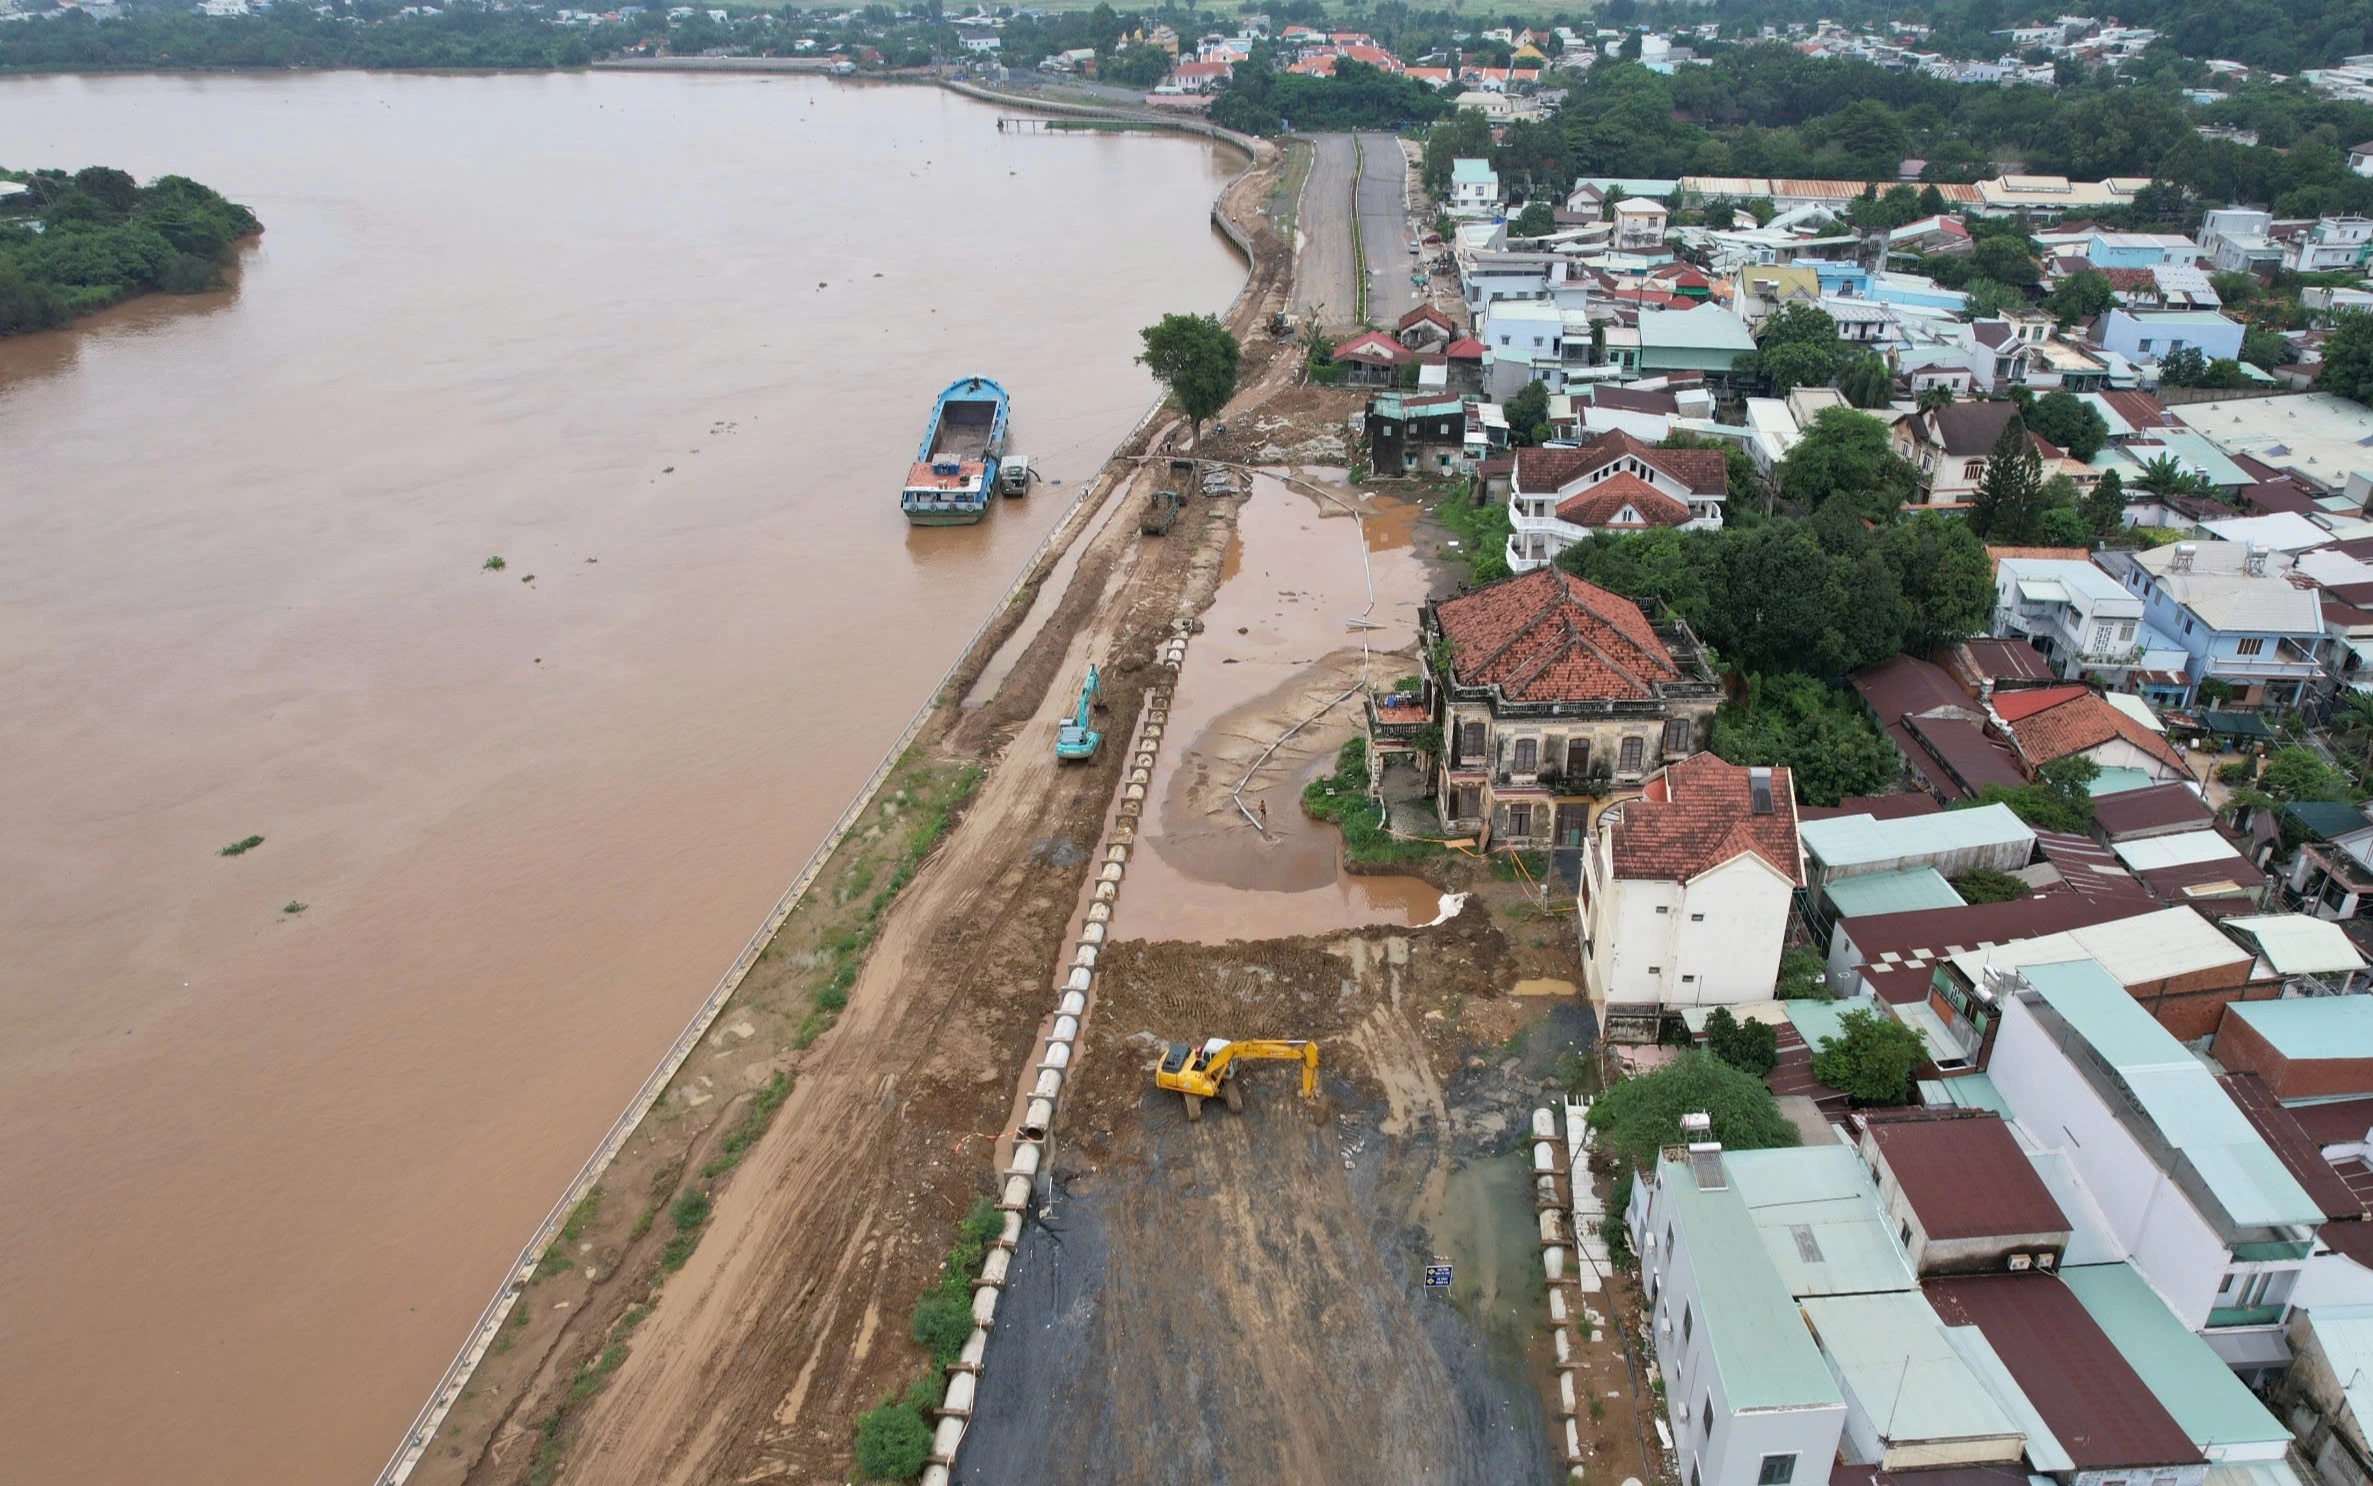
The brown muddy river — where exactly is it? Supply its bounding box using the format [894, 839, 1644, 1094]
[0, 71, 1240, 1485]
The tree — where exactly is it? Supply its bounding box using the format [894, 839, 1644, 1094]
[2242, 323, 2292, 370]
[1876, 513, 1994, 653]
[1748, 302, 1842, 395]
[1962, 277, 2023, 318]
[1916, 384, 1955, 413]
[2132, 451, 2203, 499]
[2157, 344, 2209, 388]
[1712, 672, 1901, 806]
[1504, 379, 1552, 446]
[2026, 390, 2109, 460]
[2082, 468, 2127, 539]
[1837, 354, 1894, 409]
[1962, 754, 2099, 833]
[1971, 234, 2039, 287]
[1809, 1007, 1926, 1107]
[1512, 198, 1556, 237]
[2262, 745, 2351, 802]
[1138, 313, 1240, 449]
[1968, 413, 2044, 541]
[1776, 946, 1829, 1000]
[1585, 1050, 1799, 1171]
[1703, 1006, 1779, 1077]
[1776, 405, 1914, 521]
[2045, 267, 2115, 323]
[2322, 309, 2373, 406]
[854, 1399, 933, 1480]
[1952, 866, 2029, 903]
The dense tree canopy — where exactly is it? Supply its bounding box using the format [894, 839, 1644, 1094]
[0, 166, 259, 334]
[1587, 1050, 1800, 1171]
[1137, 313, 1239, 445]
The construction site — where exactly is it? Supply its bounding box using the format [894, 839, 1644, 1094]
[399, 115, 1654, 1486]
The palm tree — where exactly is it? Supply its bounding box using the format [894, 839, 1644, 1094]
[1916, 384, 1954, 413]
[2132, 452, 2198, 499]
[2337, 688, 2373, 770]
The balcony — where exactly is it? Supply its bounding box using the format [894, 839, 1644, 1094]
[2207, 1304, 2287, 1329]
[1367, 694, 1430, 742]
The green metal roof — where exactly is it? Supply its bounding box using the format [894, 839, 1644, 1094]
[1655, 1155, 1847, 1413]
[1724, 1145, 1918, 1298]
[2060, 1264, 2290, 1452]
[1451, 158, 1495, 183]
[1785, 994, 1881, 1054]
[2228, 996, 2373, 1059]
[2283, 799, 2370, 839]
[1826, 866, 1966, 918]
[2087, 766, 2158, 797]
[1799, 803, 2032, 870]
[1927, 1071, 2014, 1118]
[2200, 709, 2276, 738]
[1800, 1293, 2025, 1447]
[2303, 1307, 2373, 1437]
[2019, 959, 2325, 1229]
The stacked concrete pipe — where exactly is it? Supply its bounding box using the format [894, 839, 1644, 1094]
[1536, 1101, 1605, 1480]
[917, 623, 1193, 1486]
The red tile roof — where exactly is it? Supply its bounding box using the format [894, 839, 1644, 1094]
[1864, 1111, 2071, 1240]
[1607, 753, 1803, 885]
[1924, 1275, 2204, 1470]
[1554, 472, 1693, 529]
[1397, 304, 1454, 334]
[1512, 430, 1725, 499]
[1990, 684, 2091, 723]
[2003, 691, 2192, 775]
[1433, 568, 1682, 704]
[1333, 330, 1412, 365]
[1798, 793, 1943, 823]
[1443, 337, 1487, 360]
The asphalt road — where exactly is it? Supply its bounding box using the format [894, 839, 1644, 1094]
[1292, 132, 1421, 333]
[1356, 131, 1421, 328]
[1293, 132, 1360, 329]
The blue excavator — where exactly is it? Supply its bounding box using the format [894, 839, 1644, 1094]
[1055, 664, 1102, 762]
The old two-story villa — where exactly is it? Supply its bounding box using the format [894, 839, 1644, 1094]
[1503, 432, 1728, 574]
[1422, 567, 1723, 847]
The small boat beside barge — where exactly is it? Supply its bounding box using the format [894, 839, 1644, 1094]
[900, 375, 1010, 526]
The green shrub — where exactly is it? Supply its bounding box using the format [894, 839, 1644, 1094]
[910, 1287, 974, 1365]
[853, 1400, 932, 1480]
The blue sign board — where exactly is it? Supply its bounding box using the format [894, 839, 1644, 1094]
[1424, 1264, 1453, 1288]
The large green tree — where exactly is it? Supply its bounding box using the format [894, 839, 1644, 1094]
[2322, 309, 2373, 406]
[1876, 513, 1995, 653]
[1138, 313, 1240, 449]
[1810, 1007, 1926, 1107]
[1776, 405, 1915, 522]
[1704, 1006, 1780, 1077]
[1969, 412, 2046, 541]
[1586, 1050, 1800, 1171]
[2026, 390, 2109, 460]
[1711, 672, 1901, 806]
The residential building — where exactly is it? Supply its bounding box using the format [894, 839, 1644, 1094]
[1832, 891, 2155, 1003]
[2282, 801, 2373, 920]
[1849, 654, 2027, 801]
[1364, 391, 1485, 476]
[2272, 1306, 2373, 1485]
[1503, 432, 1727, 572]
[1479, 298, 1565, 398]
[1939, 905, 2261, 1039]
[1989, 957, 2325, 1370]
[1422, 568, 1721, 846]
[2087, 231, 2206, 268]
[1798, 804, 2035, 902]
[1894, 399, 2021, 507]
[2201, 208, 2286, 276]
[1450, 156, 1501, 213]
[1613, 196, 1669, 251]
[2295, 217, 2373, 275]
[2099, 308, 2248, 367]
[1329, 330, 1412, 387]
[2100, 541, 2328, 710]
[1858, 1111, 2073, 1275]
[1578, 753, 1801, 1019]
[1395, 303, 1455, 351]
[1634, 306, 1756, 383]
[1990, 684, 2196, 784]
[1990, 558, 2147, 677]
[2215, 997, 2373, 1101]
[2059, 1261, 2298, 1465]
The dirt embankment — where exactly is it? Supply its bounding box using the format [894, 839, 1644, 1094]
[412, 136, 1307, 1486]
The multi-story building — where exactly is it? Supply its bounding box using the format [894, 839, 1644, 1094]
[1990, 557, 2147, 675]
[1449, 156, 1501, 213]
[1423, 567, 1721, 847]
[1578, 753, 1802, 1018]
[2292, 215, 2373, 274]
[1503, 432, 1727, 572]
[2098, 308, 2247, 366]
[1893, 398, 2022, 507]
[2098, 542, 2328, 711]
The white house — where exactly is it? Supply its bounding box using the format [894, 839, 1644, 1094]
[1504, 431, 1727, 572]
[1990, 558, 2148, 677]
[1450, 157, 1501, 213]
[2098, 308, 2247, 367]
[1989, 957, 2326, 1375]
[1579, 754, 1801, 1031]
[1613, 197, 1670, 252]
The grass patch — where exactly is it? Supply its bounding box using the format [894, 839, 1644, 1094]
[1431, 479, 1512, 584]
[282, 901, 308, 915]
[701, 1070, 794, 1178]
[525, 1410, 566, 1486]
[784, 760, 983, 1050]
[853, 1200, 1004, 1481]
[1301, 737, 1445, 866]
[627, 1202, 658, 1242]
[658, 1185, 712, 1273]
[568, 1340, 629, 1402]
[218, 834, 264, 857]
[483, 555, 506, 571]
[532, 1249, 574, 1283]
[559, 1186, 602, 1244]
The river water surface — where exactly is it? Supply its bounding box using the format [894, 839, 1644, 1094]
[0, 70, 1240, 1485]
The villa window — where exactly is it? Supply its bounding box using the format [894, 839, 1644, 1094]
[1664, 718, 1691, 754]
[1508, 803, 1533, 836]
[1513, 737, 1538, 773]
[1620, 736, 1644, 772]
[1459, 720, 1485, 762]
[2237, 637, 2265, 656]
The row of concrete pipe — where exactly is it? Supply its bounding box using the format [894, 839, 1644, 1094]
[916, 624, 1192, 1486]
[1535, 1100, 1603, 1479]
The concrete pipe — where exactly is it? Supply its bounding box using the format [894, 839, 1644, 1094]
[1565, 1418, 1585, 1463]
[1532, 1108, 1557, 1141]
[1070, 944, 1097, 970]
[1536, 1175, 1561, 1210]
[922, 1466, 952, 1486]
[1009, 1144, 1041, 1178]
[1548, 1289, 1568, 1325]
[1058, 991, 1086, 1016]
[1026, 1097, 1056, 1130]
[977, 1249, 1011, 1288]
[1085, 901, 1111, 923]
[1041, 1042, 1071, 1070]
[1135, 749, 1157, 768]
[1558, 1371, 1577, 1416]
[1544, 1246, 1567, 1281]
[1092, 881, 1118, 904]
[1129, 768, 1150, 787]
[1111, 822, 1136, 843]
[943, 1371, 978, 1418]
[999, 1175, 1033, 1211]
[971, 1286, 999, 1328]
[1539, 1210, 1564, 1246]
[1033, 1068, 1063, 1100]
[1142, 722, 1162, 739]
[1066, 966, 1093, 991]
[1533, 1142, 1557, 1173]
[1105, 843, 1130, 863]
[1099, 860, 1125, 881]
[932, 1414, 968, 1463]
[960, 1327, 992, 1370]
[1081, 922, 1107, 946]
[1552, 1328, 1572, 1367]
[1123, 784, 1145, 802]
[1052, 1015, 1079, 1043]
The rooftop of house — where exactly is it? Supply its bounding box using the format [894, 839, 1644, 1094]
[1924, 1272, 2205, 1470]
[1396, 303, 1455, 333]
[1512, 429, 1728, 497]
[1996, 557, 2137, 607]
[1797, 1291, 2027, 1449]
[2219, 1071, 2368, 1222]
[1866, 1111, 2071, 1241]
[1842, 891, 2148, 979]
[1851, 653, 1978, 722]
[1901, 714, 2031, 795]
[1608, 753, 1802, 885]
[1799, 803, 2034, 872]
[2031, 828, 2161, 907]
[2108, 827, 2247, 874]
[2016, 957, 2324, 1231]
[2173, 391, 2373, 491]
[2126, 550, 2328, 635]
[2298, 1307, 2373, 1435]
[1798, 792, 1944, 823]
[2226, 990, 2373, 1056]
[1952, 905, 2250, 989]
[1554, 473, 1694, 529]
[1723, 1143, 1919, 1296]
[1451, 156, 1497, 183]
[1826, 865, 1965, 918]
[1909, 399, 2022, 457]
[1634, 306, 1756, 351]
[1652, 1151, 1849, 1412]
[2000, 689, 2192, 775]
[2090, 782, 2214, 839]
[1431, 568, 1691, 705]
[1957, 637, 2060, 684]
[2057, 1261, 2293, 1455]
[1990, 683, 2090, 723]
[1332, 329, 1413, 364]
[2197, 511, 2336, 553]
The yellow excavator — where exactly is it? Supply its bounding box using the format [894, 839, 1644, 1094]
[1155, 1037, 1320, 1121]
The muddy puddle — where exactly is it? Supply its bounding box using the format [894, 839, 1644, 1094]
[1114, 473, 1442, 942]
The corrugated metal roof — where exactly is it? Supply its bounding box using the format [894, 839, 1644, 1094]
[1653, 1154, 1848, 1411]
[1827, 866, 1966, 918]
[1724, 1144, 1919, 1298]
[1800, 803, 2034, 870]
[1800, 1292, 2026, 1447]
[2018, 959, 2324, 1228]
[2111, 830, 2246, 872]
[2229, 992, 2373, 1054]
[2222, 915, 2372, 978]
[1936, 1323, 2076, 1472]
[1950, 907, 2249, 987]
[2059, 1262, 2291, 1452]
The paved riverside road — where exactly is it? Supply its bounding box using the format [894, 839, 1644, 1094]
[1355, 130, 1421, 328]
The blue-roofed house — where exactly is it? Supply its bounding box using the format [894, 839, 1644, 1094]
[2099, 308, 2247, 368]
[1450, 157, 1501, 213]
[2097, 540, 2329, 712]
[1991, 958, 2328, 1375]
